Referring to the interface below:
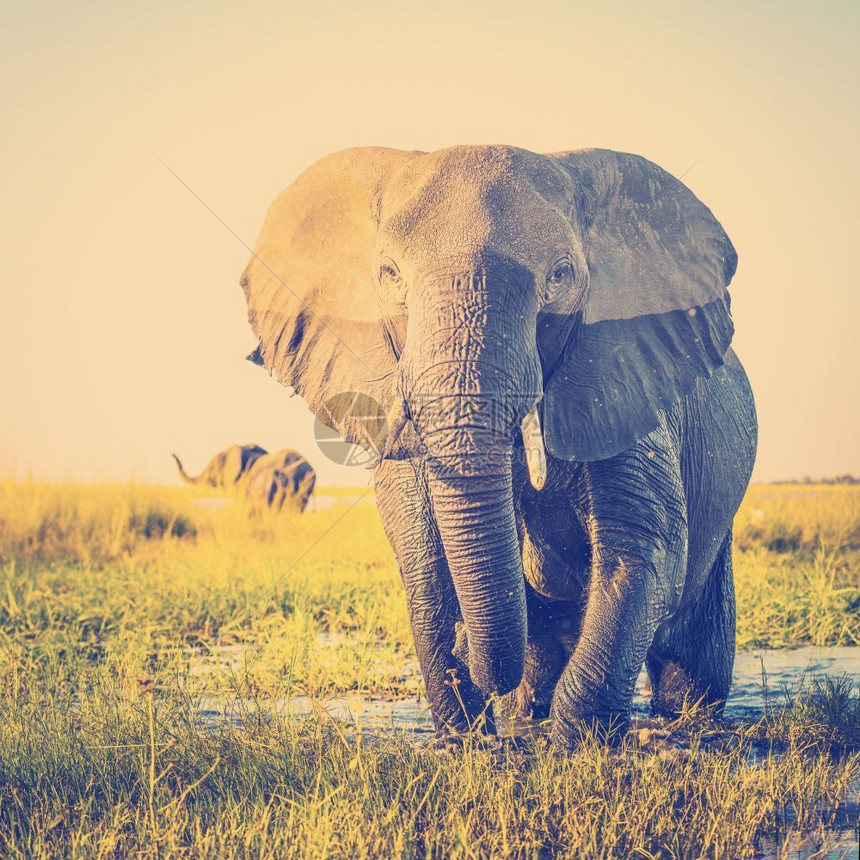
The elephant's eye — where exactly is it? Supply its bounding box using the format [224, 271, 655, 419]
[379, 260, 407, 307]
[544, 260, 574, 301]
[380, 263, 400, 283]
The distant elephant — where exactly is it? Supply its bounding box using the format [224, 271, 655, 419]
[172, 444, 316, 512]
[241, 146, 757, 747]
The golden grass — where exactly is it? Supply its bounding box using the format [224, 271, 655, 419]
[0, 481, 857, 856]
[734, 485, 860, 648]
[2, 689, 857, 858]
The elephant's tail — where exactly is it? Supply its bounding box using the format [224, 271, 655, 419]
[172, 453, 201, 484]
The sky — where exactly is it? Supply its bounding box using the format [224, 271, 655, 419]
[0, 0, 857, 486]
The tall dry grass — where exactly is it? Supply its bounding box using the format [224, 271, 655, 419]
[733, 485, 859, 647]
[0, 481, 857, 856]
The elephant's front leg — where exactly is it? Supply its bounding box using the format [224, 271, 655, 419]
[374, 459, 492, 734]
[551, 429, 688, 748]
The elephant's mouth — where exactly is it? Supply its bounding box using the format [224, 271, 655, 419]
[383, 395, 546, 491]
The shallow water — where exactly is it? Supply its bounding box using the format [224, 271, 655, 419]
[191, 644, 859, 857]
[194, 645, 858, 737]
[757, 830, 858, 860]
[718, 647, 859, 718]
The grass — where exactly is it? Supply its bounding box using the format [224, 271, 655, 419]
[0, 480, 858, 856]
[1, 687, 857, 857]
[734, 485, 860, 647]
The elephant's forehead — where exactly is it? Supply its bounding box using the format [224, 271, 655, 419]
[384, 144, 569, 193]
[380, 151, 577, 270]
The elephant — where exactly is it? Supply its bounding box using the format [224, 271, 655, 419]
[240, 145, 757, 748]
[172, 444, 316, 513]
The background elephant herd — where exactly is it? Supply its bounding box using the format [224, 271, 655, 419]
[173, 444, 316, 513]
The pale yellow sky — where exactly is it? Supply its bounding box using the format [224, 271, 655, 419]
[1, 0, 857, 485]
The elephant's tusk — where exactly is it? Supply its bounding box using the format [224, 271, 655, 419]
[385, 399, 409, 452]
[521, 405, 547, 491]
[367, 399, 409, 469]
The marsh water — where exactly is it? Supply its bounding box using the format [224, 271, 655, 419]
[185, 493, 859, 856]
[190, 493, 859, 729]
[194, 644, 859, 736]
[190, 644, 859, 858]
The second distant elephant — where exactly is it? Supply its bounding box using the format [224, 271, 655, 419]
[173, 444, 316, 512]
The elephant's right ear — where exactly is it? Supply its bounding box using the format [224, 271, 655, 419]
[542, 149, 737, 462]
[242, 147, 423, 447]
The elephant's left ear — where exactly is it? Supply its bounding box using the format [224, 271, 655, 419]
[241, 147, 423, 448]
[542, 149, 737, 461]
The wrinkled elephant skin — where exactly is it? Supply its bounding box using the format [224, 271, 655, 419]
[241, 145, 757, 747]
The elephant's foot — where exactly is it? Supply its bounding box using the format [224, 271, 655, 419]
[504, 684, 554, 722]
[647, 534, 736, 719]
[434, 708, 496, 738]
[424, 733, 537, 760]
[551, 708, 631, 750]
[496, 686, 549, 739]
[549, 664, 634, 750]
[648, 660, 728, 719]
[498, 625, 567, 723]
[428, 661, 498, 737]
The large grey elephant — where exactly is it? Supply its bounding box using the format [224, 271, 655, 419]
[172, 444, 316, 512]
[241, 146, 757, 747]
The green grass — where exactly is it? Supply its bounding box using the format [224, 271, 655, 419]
[0, 481, 858, 856]
[734, 485, 860, 647]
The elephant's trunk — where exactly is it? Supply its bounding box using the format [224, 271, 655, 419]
[172, 453, 202, 484]
[423, 438, 527, 695]
[399, 259, 541, 696]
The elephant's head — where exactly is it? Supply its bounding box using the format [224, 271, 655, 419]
[242, 146, 736, 694]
